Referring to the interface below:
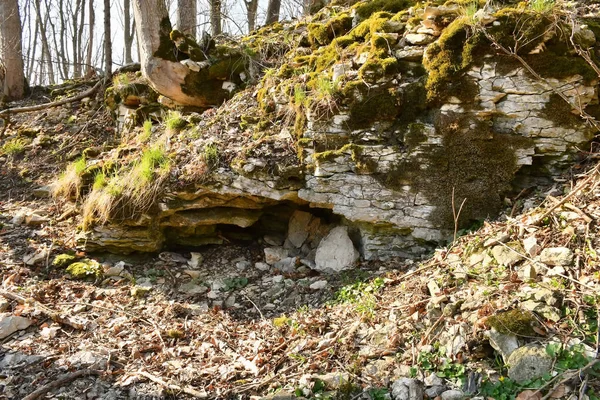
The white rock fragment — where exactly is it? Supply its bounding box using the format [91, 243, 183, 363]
[314, 226, 359, 273]
[0, 314, 33, 339]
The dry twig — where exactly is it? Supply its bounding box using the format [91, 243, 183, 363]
[22, 369, 102, 400]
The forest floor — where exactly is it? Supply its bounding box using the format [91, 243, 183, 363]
[0, 83, 599, 400]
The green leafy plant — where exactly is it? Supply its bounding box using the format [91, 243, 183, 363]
[529, 0, 555, 13]
[223, 277, 249, 291]
[332, 277, 385, 319]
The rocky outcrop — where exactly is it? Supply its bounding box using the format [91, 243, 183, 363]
[78, 2, 599, 261]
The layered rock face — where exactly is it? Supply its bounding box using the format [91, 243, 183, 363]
[297, 63, 596, 259]
[78, 3, 599, 260]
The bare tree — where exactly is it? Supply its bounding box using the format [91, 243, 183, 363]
[104, 0, 112, 75]
[245, 0, 258, 32]
[124, 0, 136, 64]
[85, 0, 95, 77]
[265, 0, 281, 25]
[210, 0, 221, 35]
[0, 0, 25, 100]
[33, 0, 55, 84]
[177, 0, 197, 38]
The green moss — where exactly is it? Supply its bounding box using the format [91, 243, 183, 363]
[66, 259, 103, 280]
[154, 17, 179, 62]
[541, 94, 582, 127]
[170, 29, 207, 61]
[314, 143, 362, 162]
[308, 13, 353, 46]
[487, 309, 538, 336]
[423, 17, 484, 102]
[378, 114, 533, 227]
[487, 9, 550, 53]
[405, 123, 427, 147]
[353, 0, 415, 20]
[522, 53, 597, 83]
[52, 254, 76, 268]
[345, 84, 401, 129]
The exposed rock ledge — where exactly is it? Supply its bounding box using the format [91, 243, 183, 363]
[78, 60, 597, 260]
[77, 5, 599, 260]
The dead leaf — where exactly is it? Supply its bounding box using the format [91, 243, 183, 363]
[516, 390, 542, 400]
[549, 384, 566, 399]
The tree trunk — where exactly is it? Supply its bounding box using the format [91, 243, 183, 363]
[38, 0, 55, 84]
[244, 0, 258, 32]
[58, 0, 69, 78]
[0, 0, 25, 100]
[77, 0, 86, 76]
[132, 0, 244, 107]
[85, 0, 95, 77]
[124, 0, 135, 64]
[210, 0, 221, 36]
[104, 0, 112, 76]
[72, 0, 82, 78]
[177, 0, 197, 38]
[265, 0, 281, 25]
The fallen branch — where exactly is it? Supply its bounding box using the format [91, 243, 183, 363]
[0, 79, 103, 117]
[0, 289, 86, 330]
[137, 371, 208, 398]
[22, 369, 102, 400]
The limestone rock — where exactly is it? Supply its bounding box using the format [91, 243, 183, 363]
[487, 328, 519, 362]
[25, 213, 49, 226]
[391, 378, 424, 400]
[491, 244, 523, 266]
[539, 247, 573, 266]
[309, 280, 328, 290]
[405, 33, 435, 45]
[522, 236, 541, 257]
[507, 345, 552, 383]
[179, 282, 209, 295]
[264, 247, 288, 265]
[287, 210, 314, 248]
[32, 185, 52, 198]
[23, 248, 50, 266]
[441, 390, 465, 400]
[0, 314, 33, 339]
[314, 226, 359, 273]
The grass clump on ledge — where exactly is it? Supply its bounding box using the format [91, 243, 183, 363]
[52, 157, 87, 200]
[82, 143, 171, 229]
[164, 110, 187, 133]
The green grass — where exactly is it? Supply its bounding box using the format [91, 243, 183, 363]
[92, 173, 107, 191]
[164, 111, 187, 132]
[1, 138, 26, 156]
[203, 144, 219, 168]
[52, 157, 87, 199]
[138, 120, 153, 142]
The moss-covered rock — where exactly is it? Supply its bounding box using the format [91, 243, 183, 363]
[52, 254, 77, 268]
[66, 259, 103, 280]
